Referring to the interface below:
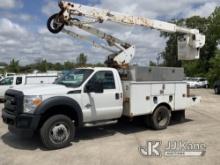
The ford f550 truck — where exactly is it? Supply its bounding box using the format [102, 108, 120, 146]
[2, 1, 204, 150]
[2, 67, 200, 149]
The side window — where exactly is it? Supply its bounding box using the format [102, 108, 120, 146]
[16, 77, 22, 85]
[88, 71, 116, 90]
[0, 77, 13, 85]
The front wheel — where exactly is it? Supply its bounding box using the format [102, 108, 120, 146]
[40, 115, 75, 150]
[47, 14, 65, 34]
[151, 106, 171, 130]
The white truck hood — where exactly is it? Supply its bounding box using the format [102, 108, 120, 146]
[13, 84, 76, 95]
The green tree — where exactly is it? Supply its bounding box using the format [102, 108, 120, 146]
[64, 61, 75, 70]
[0, 62, 7, 74]
[160, 19, 184, 67]
[76, 53, 87, 66]
[35, 59, 49, 72]
[53, 62, 64, 70]
[7, 59, 20, 73]
[207, 50, 220, 86]
[149, 61, 157, 66]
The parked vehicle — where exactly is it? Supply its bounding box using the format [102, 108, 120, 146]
[0, 75, 3, 81]
[214, 80, 220, 94]
[0, 73, 58, 100]
[185, 77, 208, 88]
[2, 67, 200, 149]
[5, 73, 16, 77]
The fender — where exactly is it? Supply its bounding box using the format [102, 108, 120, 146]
[35, 96, 83, 127]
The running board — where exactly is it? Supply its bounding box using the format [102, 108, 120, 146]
[84, 120, 118, 127]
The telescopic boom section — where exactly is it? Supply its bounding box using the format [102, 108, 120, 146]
[59, 1, 195, 34]
[47, 0, 206, 68]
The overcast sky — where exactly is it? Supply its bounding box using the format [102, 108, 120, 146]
[0, 0, 219, 66]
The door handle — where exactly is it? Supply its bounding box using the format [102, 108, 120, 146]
[85, 104, 92, 108]
[115, 93, 120, 100]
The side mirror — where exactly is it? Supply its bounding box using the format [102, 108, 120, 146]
[85, 81, 104, 93]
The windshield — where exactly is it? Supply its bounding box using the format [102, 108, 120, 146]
[54, 69, 93, 87]
[0, 77, 13, 86]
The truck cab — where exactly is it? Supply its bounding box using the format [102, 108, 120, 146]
[52, 67, 123, 122]
[2, 68, 124, 148]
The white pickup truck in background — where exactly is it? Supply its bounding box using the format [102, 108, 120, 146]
[0, 75, 3, 81]
[2, 67, 200, 150]
[185, 77, 209, 88]
[0, 73, 58, 100]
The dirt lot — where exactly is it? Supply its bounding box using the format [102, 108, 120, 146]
[0, 89, 220, 165]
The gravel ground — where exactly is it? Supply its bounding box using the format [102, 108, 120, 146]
[0, 89, 219, 165]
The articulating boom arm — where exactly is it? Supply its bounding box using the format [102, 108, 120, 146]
[47, 0, 206, 67]
[61, 20, 135, 68]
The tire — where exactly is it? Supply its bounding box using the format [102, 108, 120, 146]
[151, 106, 171, 130]
[40, 115, 75, 150]
[144, 115, 152, 128]
[214, 87, 219, 94]
[47, 14, 64, 34]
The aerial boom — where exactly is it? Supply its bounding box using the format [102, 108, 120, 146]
[59, 1, 195, 34]
[47, 0, 206, 68]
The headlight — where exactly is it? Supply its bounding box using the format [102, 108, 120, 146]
[23, 95, 43, 113]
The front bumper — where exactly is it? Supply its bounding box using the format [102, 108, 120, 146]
[2, 109, 41, 137]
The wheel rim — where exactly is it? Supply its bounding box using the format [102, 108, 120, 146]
[49, 122, 70, 145]
[157, 111, 168, 127]
[51, 17, 63, 30]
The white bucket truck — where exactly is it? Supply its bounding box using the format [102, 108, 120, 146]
[2, 1, 205, 149]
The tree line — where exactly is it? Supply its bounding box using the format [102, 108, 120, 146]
[0, 53, 104, 74]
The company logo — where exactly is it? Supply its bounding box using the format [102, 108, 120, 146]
[164, 141, 206, 157]
[139, 141, 161, 157]
[139, 140, 206, 157]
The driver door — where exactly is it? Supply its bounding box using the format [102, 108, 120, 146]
[82, 71, 122, 122]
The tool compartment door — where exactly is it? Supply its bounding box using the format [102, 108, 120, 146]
[130, 83, 151, 116]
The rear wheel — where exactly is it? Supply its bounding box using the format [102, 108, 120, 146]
[214, 87, 219, 94]
[151, 106, 171, 130]
[40, 115, 75, 150]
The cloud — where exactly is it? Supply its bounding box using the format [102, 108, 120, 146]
[0, 0, 23, 9]
[0, 18, 28, 37]
[0, 12, 36, 22]
[42, 1, 59, 16]
[96, 0, 220, 19]
[185, 2, 218, 18]
[0, 19, 90, 65]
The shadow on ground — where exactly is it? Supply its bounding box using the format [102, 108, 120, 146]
[1, 117, 193, 151]
[1, 132, 44, 150]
